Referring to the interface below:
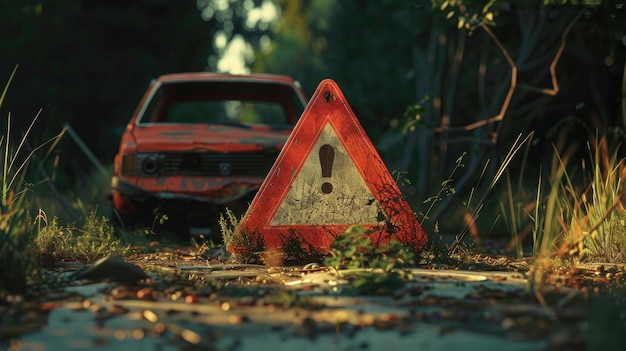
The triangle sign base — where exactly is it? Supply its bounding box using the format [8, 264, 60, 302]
[238, 79, 427, 253]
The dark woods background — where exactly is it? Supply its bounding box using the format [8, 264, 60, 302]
[1, 0, 625, 227]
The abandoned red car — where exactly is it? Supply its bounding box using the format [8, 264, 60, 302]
[111, 73, 307, 237]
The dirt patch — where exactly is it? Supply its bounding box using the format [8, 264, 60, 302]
[2, 248, 626, 351]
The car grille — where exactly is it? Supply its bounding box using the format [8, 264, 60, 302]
[156, 151, 279, 177]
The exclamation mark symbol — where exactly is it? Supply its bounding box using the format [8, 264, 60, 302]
[319, 144, 334, 194]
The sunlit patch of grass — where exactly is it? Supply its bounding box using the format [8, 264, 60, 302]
[218, 207, 240, 250]
[2, 66, 134, 296]
[559, 137, 626, 263]
[577, 136, 626, 263]
[535, 135, 626, 266]
[32, 209, 130, 266]
[526, 134, 626, 304]
[220, 207, 265, 263]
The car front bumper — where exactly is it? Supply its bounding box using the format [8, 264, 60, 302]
[110, 176, 260, 226]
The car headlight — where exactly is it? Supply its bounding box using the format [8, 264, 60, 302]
[121, 154, 136, 175]
[141, 154, 160, 175]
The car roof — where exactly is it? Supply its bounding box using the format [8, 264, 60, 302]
[154, 72, 300, 85]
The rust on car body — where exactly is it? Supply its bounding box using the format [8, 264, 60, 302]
[111, 72, 307, 235]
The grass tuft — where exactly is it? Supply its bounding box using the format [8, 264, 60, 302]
[218, 208, 240, 249]
[32, 209, 130, 266]
[220, 208, 266, 263]
[577, 136, 626, 262]
[519, 133, 626, 303]
[531, 135, 626, 266]
[1, 67, 131, 298]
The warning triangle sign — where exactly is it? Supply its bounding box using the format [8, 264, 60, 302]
[239, 79, 426, 252]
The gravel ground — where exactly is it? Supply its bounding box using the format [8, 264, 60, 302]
[1, 246, 625, 351]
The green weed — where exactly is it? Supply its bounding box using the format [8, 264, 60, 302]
[370, 239, 416, 271]
[426, 133, 534, 258]
[530, 135, 626, 266]
[324, 225, 415, 271]
[218, 207, 240, 249]
[557, 137, 626, 264]
[523, 134, 626, 305]
[419, 152, 466, 225]
[220, 208, 266, 263]
[33, 209, 130, 265]
[321, 225, 416, 296]
[324, 225, 373, 270]
[578, 137, 626, 262]
[1, 66, 133, 297]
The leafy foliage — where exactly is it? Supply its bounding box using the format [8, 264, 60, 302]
[261, 1, 626, 233]
[321, 225, 417, 296]
[432, 0, 497, 32]
[324, 225, 416, 272]
[1, 1, 624, 248]
[324, 225, 374, 270]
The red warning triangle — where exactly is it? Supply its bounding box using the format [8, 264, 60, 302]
[238, 79, 426, 252]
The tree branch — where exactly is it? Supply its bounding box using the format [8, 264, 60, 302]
[435, 9, 583, 134]
[436, 23, 516, 133]
[523, 10, 583, 96]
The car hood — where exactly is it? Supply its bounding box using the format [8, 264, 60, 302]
[130, 124, 293, 153]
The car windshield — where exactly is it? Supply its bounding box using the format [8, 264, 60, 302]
[138, 80, 305, 126]
[166, 100, 287, 125]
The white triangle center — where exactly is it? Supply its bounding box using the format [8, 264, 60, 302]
[270, 123, 383, 225]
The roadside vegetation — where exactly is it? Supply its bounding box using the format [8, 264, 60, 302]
[0, 67, 129, 297]
[1, 2, 626, 311]
[32, 210, 129, 266]
[2, 83, 626, 302]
